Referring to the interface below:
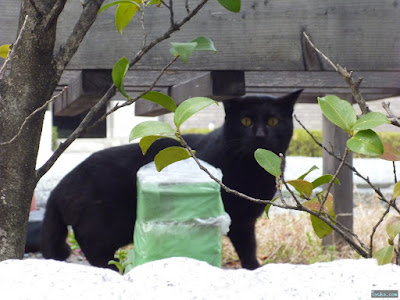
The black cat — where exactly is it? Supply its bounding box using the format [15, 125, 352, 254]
[41, 90, 301, 270]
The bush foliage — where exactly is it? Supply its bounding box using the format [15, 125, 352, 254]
[288, 129, 400, 158]
[184, 128, 400, 158]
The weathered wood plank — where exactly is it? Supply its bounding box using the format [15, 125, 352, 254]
[54, 70, 113, 116]
[130, 71, 400, 116]
[1, 0, 399, 71]
[135, 71, 245, 116]
[54, 70, 400, 116]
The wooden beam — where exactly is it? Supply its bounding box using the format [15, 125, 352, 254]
[53, 70, 114, 116]
[131, 70, 400, 116]
[135, 71, 245, 116]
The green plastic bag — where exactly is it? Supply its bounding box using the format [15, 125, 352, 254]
[134, 158, 230, 267]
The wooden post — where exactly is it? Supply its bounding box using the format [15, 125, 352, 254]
[322, 114, 353, 246]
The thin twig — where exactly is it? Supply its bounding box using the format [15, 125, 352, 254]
[139, 2, 147, 49]
[319, 148, 349, 216]
[0, 87, 67, 145]
[54, 0, 105, 80]
[279, 154, 302, 207]
[277, 154, 289, 207]
[302, 31, 371, 115]
[37, 0, 210, 180]
[185, 0, 190, 13]
[177, 134, 370, 257]
[88, 56, 178, 130]
[294, 114, 400, 214]
[0, 15, 29, 79]
[44, 0, 68, 31]
[369, 200, 394, 257]
[168, 0, 175, 28]
[382, 102, 400, 127]
[129, 0, 209, 69]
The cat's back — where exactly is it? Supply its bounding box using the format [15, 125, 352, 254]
[48, 143, 147, 202]
[181, 129, 226, 168]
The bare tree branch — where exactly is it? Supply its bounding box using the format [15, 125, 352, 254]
[129, 0, 209, 69]
[185, 0, 190, 13]
[36, 85, 115, 180]
[369, 199, 394, 257]
[177, 133, 370, 257]
[302, 31, 371, 115]
[294, 114, 400, 214]
[382, 102, 400, 127]
[89, 56, 178, 130]
[319, 148, 349, 217]
[0, 15, 29, 79]
[37, 0, 210, 180]
[54, 0, 105, 80]
[43, 0, 67, 31]
[0, 87, 66, 146]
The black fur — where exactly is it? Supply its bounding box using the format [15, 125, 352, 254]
[41, 90, 301, 270]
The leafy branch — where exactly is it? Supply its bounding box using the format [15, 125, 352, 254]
[36, 0, 211, 180]
[130, 92, 374, 259]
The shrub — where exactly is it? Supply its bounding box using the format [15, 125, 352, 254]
[287, 129, 322, 157]
[182, 128, 400, 157]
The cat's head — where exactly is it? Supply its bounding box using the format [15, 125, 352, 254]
[222, 90, 302, 156]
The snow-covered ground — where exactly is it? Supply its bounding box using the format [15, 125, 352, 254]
[0, 257, 399, 300]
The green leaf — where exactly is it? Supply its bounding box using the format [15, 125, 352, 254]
[115, 2, 140, 34]
[141, 91, 177, 112]
[170, 37, 217, 64]
[139, 135, 179, 155]
[298, 165, 319, 180]
[265, 196, 279, 219]
[98, 0, 141, 14]
[112, 56, 130, 99]
[287, 179, 314, 198]
[379, 142, 400, 161]
[303, 192, 335, 216]
[217, 0, 241, 12]
[123, 249, 135, 275]
[386, 216, 400, 241]
[347, 129, 384, 156]
[170, 42, 198, 64]
[374, 245, 394, 265]
[191, 36, 217, 52]
[318, 95, 357, 133]
[311, 175, 340, 189]
[108, 260, 124, 274]
[154, 146, 192, 172]
[129, 121, 175, 141]
[0, 44, 11, 59]
[147, 0, 161, 5]
[254, 149, 281, 177]
[393, 181, 400, 200]
[139, 135, 161, 155]
[352, 112, 391, 131]
[310, 214, 333, 238]
[174, 97, 217, 129]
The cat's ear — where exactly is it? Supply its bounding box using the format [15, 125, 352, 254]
[279, 89, 303, 113]
[222, 98, 239, 114]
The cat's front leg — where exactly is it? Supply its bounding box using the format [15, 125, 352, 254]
[227, 219, 260, 270]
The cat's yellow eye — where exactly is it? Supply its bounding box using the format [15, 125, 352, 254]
[241, 117, 252, 127]
[267, 117, 279, 127]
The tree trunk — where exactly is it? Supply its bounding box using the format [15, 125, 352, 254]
[0, 1, 59, 260]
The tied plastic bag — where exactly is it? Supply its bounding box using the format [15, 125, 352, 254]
[134, 158, 230, 267]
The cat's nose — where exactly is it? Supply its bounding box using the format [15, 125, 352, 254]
[254, 126, 266, 138]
